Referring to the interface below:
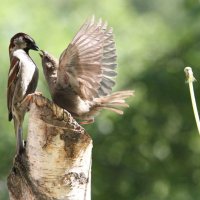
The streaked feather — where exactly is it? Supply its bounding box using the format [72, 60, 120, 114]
[57, 16, 117, 100]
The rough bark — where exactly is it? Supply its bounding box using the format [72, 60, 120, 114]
[7, 94, 92, 200]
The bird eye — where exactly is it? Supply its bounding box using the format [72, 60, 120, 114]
[46, 62, 53, 69]
[19, 36, 24, 42]
[14, 36, 24, 44]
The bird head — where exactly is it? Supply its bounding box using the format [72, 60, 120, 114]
[39, 50, 58, 71]
[40, 50, 58, 92]
[9, 33, 39, 57]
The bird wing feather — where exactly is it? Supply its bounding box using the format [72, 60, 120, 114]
[7, 56, 20, 120]
[57, 16, 117, 100]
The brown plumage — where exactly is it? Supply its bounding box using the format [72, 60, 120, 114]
[40, 17, 134, 124]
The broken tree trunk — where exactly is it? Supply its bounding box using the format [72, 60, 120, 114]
[7, 94, 92, 200]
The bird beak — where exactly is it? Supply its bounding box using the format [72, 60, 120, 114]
[39, 50, 45, 58]
[31, 43, 39, 51]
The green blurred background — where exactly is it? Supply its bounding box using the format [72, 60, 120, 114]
[1, 0, 200, 199]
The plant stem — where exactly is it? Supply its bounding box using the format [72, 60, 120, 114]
[184, 67, 200, 135]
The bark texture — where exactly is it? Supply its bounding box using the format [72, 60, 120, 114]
[7, 94, 92, 200]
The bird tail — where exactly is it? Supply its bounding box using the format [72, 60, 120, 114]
[14, 118, 24, 154]
[17, 127, 23, 153]
[94, 90, 134, 114]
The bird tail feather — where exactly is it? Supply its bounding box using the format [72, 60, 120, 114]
[14, 118, 24, 154]
[94, 90, 134, 114]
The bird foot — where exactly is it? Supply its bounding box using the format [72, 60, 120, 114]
[79, 118, 94, 125]
[34, 91, 43, 96]
[20, 91, 42, 107]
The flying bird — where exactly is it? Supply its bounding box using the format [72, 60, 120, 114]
[40, 17, 134, 124]
[7, 33, 39, 154]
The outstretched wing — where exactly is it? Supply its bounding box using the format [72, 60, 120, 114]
[57, 16, 117, 100]
[7, 56, 20, 121]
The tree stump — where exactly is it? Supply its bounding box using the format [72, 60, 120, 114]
[7, 94, 92, 200]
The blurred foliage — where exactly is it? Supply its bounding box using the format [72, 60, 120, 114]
[1, 0, 200, 199]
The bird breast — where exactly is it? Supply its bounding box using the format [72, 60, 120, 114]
[13, 49, 37, 95]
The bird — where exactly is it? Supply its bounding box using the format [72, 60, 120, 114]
[7, 33, 39, 154]
[40, 17, 134, 124]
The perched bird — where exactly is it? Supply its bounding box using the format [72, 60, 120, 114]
[40, 17, 134, 124]
[7, 33, 39, 154]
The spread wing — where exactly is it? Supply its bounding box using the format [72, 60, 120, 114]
[7, 56, 20, 121]
[57, 16, 117, 100]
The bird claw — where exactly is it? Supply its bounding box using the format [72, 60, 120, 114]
[79, 118, 94, 125]
[34, 91, 42, 96]
[20, 91, 42, 108]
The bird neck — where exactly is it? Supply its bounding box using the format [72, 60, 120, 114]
[9, 44, 29, 61]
